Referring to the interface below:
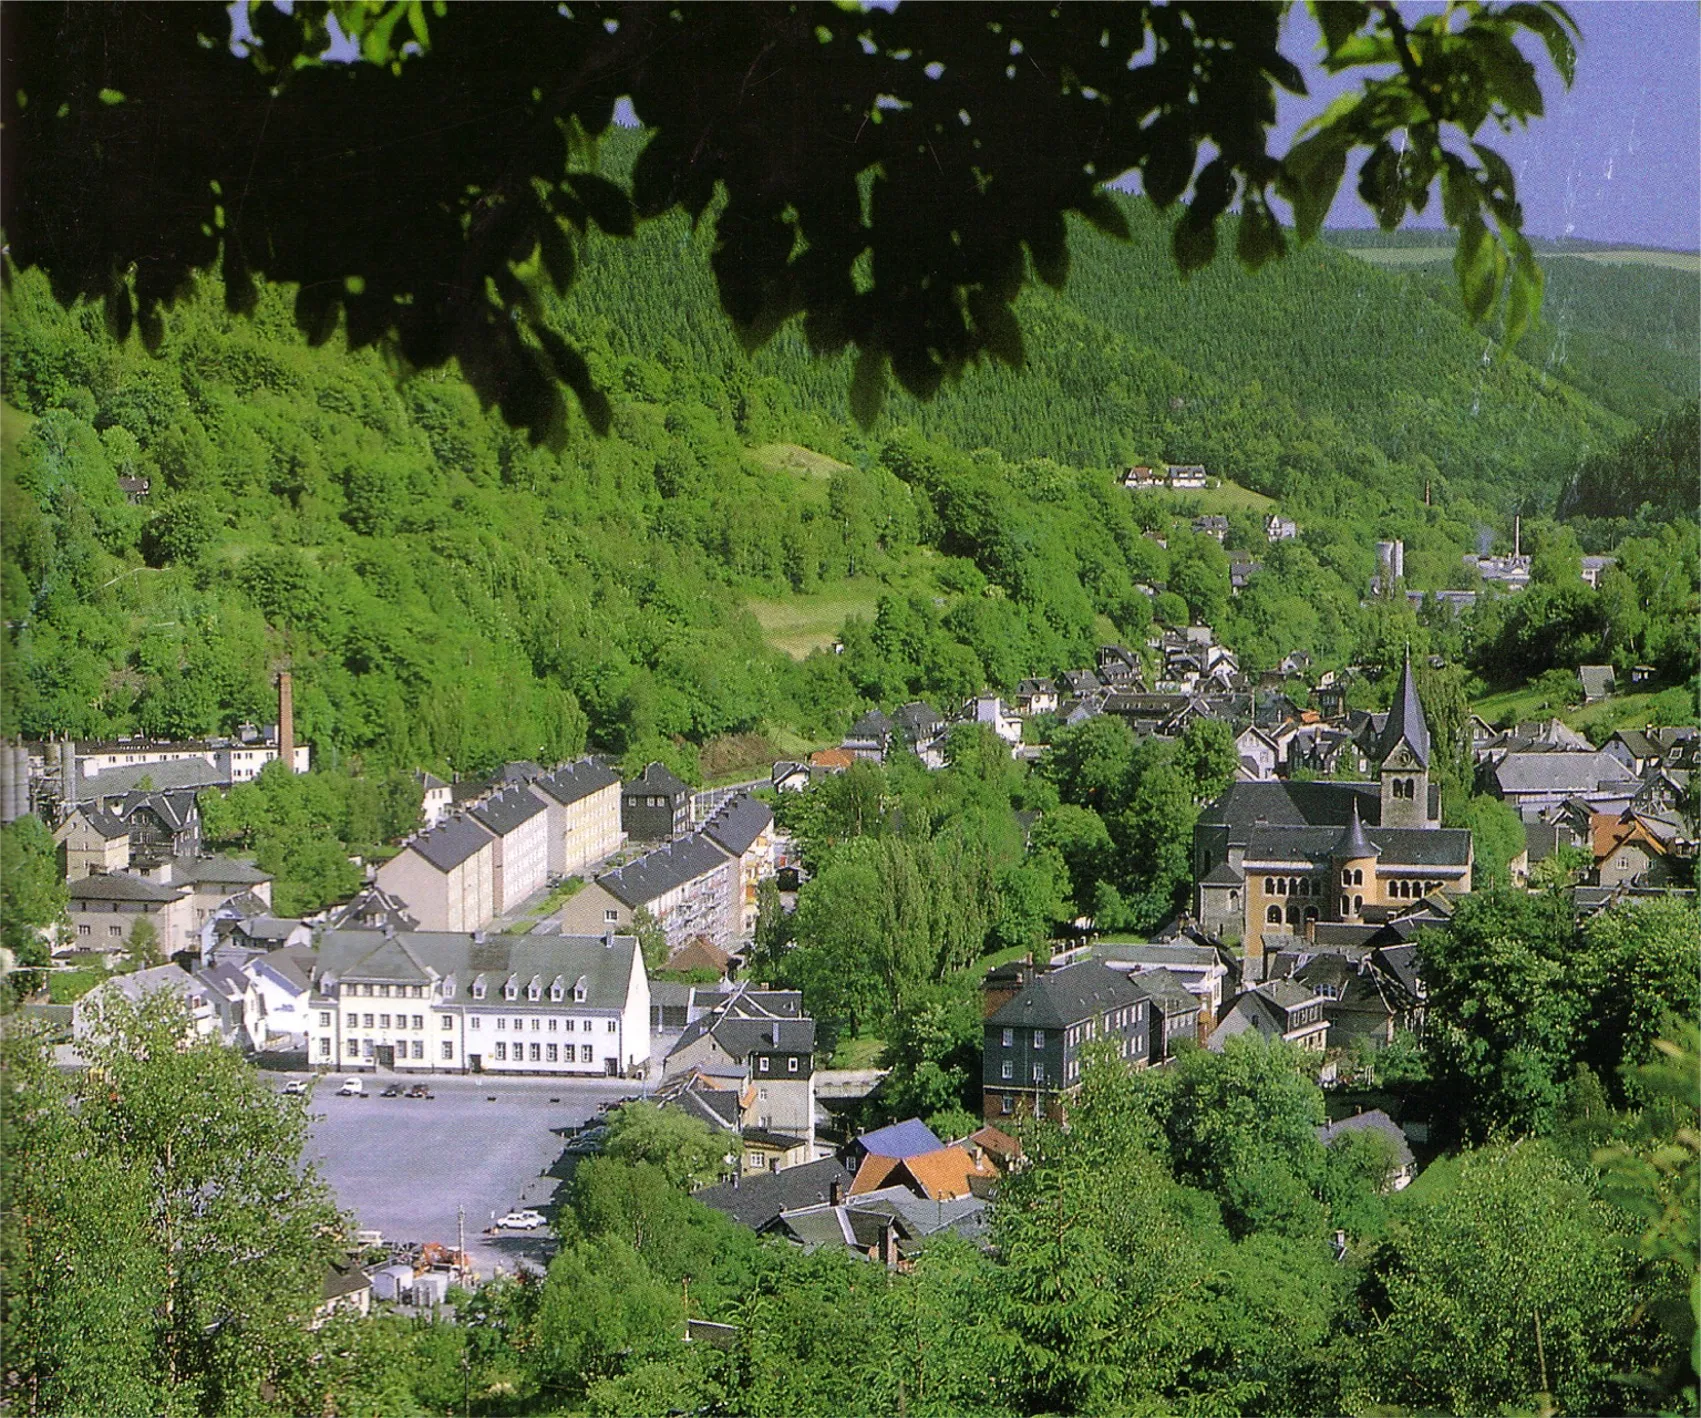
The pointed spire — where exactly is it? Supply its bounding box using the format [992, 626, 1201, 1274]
[1336, 797, 1380, 860]
[1377, 647, 1431, 769]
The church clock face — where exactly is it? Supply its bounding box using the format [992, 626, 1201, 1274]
[1384, 744, 1420, 771]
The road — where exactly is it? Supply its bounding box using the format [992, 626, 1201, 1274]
[282, 1071, 640, 1279]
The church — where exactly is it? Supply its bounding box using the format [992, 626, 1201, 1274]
[1192, 655, 1473, 969]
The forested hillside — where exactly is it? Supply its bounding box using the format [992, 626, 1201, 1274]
[2, 129, 1692, 817]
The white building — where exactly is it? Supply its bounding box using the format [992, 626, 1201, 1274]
[468, 785, 551, 916]
[375, 816, 496, 933]
[306, 929, 651, 1077]
[531, 759, 625, 878]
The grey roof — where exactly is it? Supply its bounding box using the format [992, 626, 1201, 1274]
[695, 1156, 855, 1233]
[87, 964, 199, 1005]
[1492, 751, 1639, 796]
[702, 794, 773, 858]
[235, 915, 304, 942]
[1336, 799, 1380, 859]
[71, 806, 130, 839]
[600, 834, 730, 909]
[326, 885, 419, 932]
[987, 960, 1148, 1030]
[1200, 780, 1381, 835]
[417, 771, 449, 790]
[1129, 967, 1199, 1016]
[670, 1009, 816, 1063]
[79, 759, 226, 798]
[892, 702, 944, 739]
[1578, 664, 1616, 697]
[68, 873, 187, 904]
[1094, 940, 1221, 970]
[469, 785, 548, 837]
[1261, 977, 1322, 1011]
[533, 757, 620, 807]
[406, 815, 495, 873]
[313, 929, 639, 1007]
[1375, 653, 1432, 769]
[1317, 1109, 1415, 1169]
[627, 761, 690, 799]
[116, 790, 201, 830]
[1199, 861, 1245, 887]
[249, 946, 316, 993]
[170, 854, 273, 886]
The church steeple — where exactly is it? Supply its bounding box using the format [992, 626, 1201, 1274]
[1378, 648, 1435, 828]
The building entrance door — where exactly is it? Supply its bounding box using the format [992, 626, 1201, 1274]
[375, 1044, 395, 1069]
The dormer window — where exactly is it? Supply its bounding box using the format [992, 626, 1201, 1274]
[442, 975, 455, 999]
[527, 975, 542, 1002]
[549, 976, 564, 1002]
[503, 976, 518, 1002]
[572, 975, 588, 1003]
[470, 975, 486, 1001]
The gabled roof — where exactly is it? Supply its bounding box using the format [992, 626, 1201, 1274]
[987, 960, 1148, 1031]
[702, 794, 773, 858]
[1130, 967, 1199, 1016]
[533, 757, 620, 806]
[416, 770, 450, 791]
[1375, 652, 1432, 769]
[663, 935, 733, 976]
[66, 806, 129, 839]
[627, 761, 690, 799]
[1199, 860, 1245, 887]
[116, 789, 201, 830]
[1317, 1109, 1415, 1170]
[68, 873, 187, 904]
[855, 1118, 945, 1160]
[849, 1145, 995, 1201]
[695, 1156, 854, 1233]
[600, 834, 731, 909]
[326, 885, 419, 932]
[313, 929, 640, 1006]
[405, 815, 495, 873]
[1491, 751, 1638, 796]
[845, 709, 893, 743]
[81, 759, 226, 797]
[170, 854, 273, 887]
[469, 785, 548, 837]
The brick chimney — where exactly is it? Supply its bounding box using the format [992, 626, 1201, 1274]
[277, 671, 295, 773]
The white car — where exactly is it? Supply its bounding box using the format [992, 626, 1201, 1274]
[495, 1210, 545, 1231]
[281, 1079, 308, 1096]
[337, 1078, 364, 1097]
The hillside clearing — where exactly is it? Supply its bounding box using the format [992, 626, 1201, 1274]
[748, 443, 855, 479]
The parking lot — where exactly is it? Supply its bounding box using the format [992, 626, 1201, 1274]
[286, 1071, 640, 1279]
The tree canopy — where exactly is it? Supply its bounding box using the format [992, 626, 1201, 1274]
[3, 1, 1574, 440]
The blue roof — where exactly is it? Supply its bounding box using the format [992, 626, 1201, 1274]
[856, 1118, 944, 1160]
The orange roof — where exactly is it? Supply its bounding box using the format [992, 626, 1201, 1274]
[851, 1145, 996, 1202]
[810, 747, 856, 770]
[967, 1124, 1023, 1165]
[1591, 811, 1666, 862]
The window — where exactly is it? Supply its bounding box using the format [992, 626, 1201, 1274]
[607, 1020, 618, 1033]
[441, 1016, 453, 1030]
[346, 1013, 357, 1029]
[503, 980, 517, 1001]
[471, 980, 485, 1000]
[412, 1015, 423, 1031]
[532, 1017, 541, 1031]
[550, 983, 563, 1002]
[564, 1017, 575, 1032]
[788, 1057, 799, 1073]
[379, 1014, 391, 1029]
[362, 1040, 374, 1059]
[547, 1044, 558, 1062]
[411, 1041, 423, 1059]
[470, 1016, 481, 1030]
[603, 908, 619, 923]
[441, 1041, 453, 1060]
[1341, 895, 1350, 915]
[573, 983, 587, 1003]
[527, 981, 540, 1001]
[1353, 895, 1363, 913]
[363, 1014, 374, 1029]
[1267, 905, 1282, 924]
[495, 1042, 507, 1061]
[443, 978, 455, 999]
[758, 1057, 770, 1073]
[319, 1038, 331, 1057]
[347, 1040, 359, 1057]
[548, 1017, 558, 1031]
[109, 925, 123, 937]
[1001, 1027, 1014, 1047]
[1001, 1060, 1014, 1080]
[1031, 1063, 1045, 1083]
[496, 1018, 506, 1031]
[1001, 1095, 1014, 1116]
[1033, 1030, 1045, 1049]
[319, 1011, 331, 1028]
[77, 923, 90, 937]
[580, 1044, 594, 1063]
[529, 1043, 540, 1062]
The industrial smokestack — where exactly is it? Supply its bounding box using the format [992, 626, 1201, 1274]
[277, 672, 295, 773]
[1514, 515, 1521, 560]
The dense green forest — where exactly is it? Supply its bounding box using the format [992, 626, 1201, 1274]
[2, 130, 1695, 915]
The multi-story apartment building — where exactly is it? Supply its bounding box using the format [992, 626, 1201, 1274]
[374, 816, 496, 933]
[665, 986, 816, 1147]
[469, 785, 550, 916]
[306, 929, 651, 1077]
[559, 833, 738, 949]
[701, 794, 775, 938]
[532, 759, 624, 877]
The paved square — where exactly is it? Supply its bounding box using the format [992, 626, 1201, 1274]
[287, 1072, 639, 1278]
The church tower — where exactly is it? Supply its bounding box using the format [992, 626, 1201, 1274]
[1378, 650, 1435, 829]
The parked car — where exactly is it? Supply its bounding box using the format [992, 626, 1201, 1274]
[337, 1078, 364, 1097]
[281, 1079, 307, 1096]
[495, 1210, 545, 1231]
[405, 1083, 435, 1099]
[564, 1125, 608, 1155]
[380, 1083, 403, 1098]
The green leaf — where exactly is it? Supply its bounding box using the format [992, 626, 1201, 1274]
[567, 172, 636, 238]
[967, 288, 1025, 368]
[1502, 246, 1543, 348]
[1142, 124, 1197, 209]
[1472, 28, 1545, 119]
[850, 343, 887, 427]
[1234, 196, 1285, 272]
[1311, 0, 1372, 57]
[1076, 191, 1130, 242]
[1453, 211, 1499, 324]
[1357, 140, 1405, 229]
[1501, 2, 1578, 87]
[1280, 130, 1350, 242]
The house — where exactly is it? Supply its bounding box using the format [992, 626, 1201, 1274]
[891, 701, 945, 751]
[1087, 939, 1233, 1023]
[808, 747, 857, 780]
[118, 475, 152, 504]
[1207, 978, 1330, 1052]
[1266, 514, 1298, 542]
[67, 871, 192, 957]
[843, 710, 894, 762]
[1060, 668, 1102, 697]
[153, 855, 275, 951]
[194, 959, 264, 1049]
[1014, 678, 1059, 716]
[469, 785, 551, 916]
[962, 695, 1022, 746]
[701, 794, 776, 938]
[564, 833, 738, 950]
[1166, 464, 1208, 489]
[663, 935, 734, 979]
[1128, 968, 1201, 1061]
[416, 772, 452, 829]
[241, 944, 318, 1049]
[847, 1144, 997, 1202]
[773, 1187, 989, 1266]
[1579, 555, 1617, 589]
[1591, 811, 1678, 888]
[1235, 725, 1280, 782]
[1121, 465, 1159, 489]
[375, 815, 496, 933]
[73, 963, 217, 1042]
[1485, 750, 1640, 820]
[665, 986, 817, 1147]
[1228, 557, 1262, 594]
[111, 790, 202, 869]
[53, 805, 130, 880]
[1193, 515, 1230, 543]
[305, 928, 651, 1077]
[1097, 645, 1144, 684]
[317, 1258, 374, 1323]
[1578, 664, 1617, 704]
[982, 961, 1151, 1122]
[531, 758, 624, 877]
[326, 884, 419, 934]
[847, 1118, 946, 1168]
[621, 761, 692, 842]
[695, 1155, 856, 1234]
[1290, 952, 1406, 1049]
[1317, 1109, 1417, 1190]
[1194, 656, 1474, 968]
[771, 760, 812, 794]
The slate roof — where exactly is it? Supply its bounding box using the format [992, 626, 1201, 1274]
[695, 1156, 855, 1233]
[1130, 968, 1199, 1017]
[249, 945, 316, 993]
[600, 834, 730, 908]
[627, 761, 691, 799]
[469, 785, 548, 837]
[1094, 941, 1222, 971]
[855, 1119, 945, 1160]
[671, 1011, 816, 1063]
[326, 885, 420, 932]
[987, 960, 1149, 1031]
[1492, 751, 1638, 797]
[702, 794, 773, 858]
[116, 789, 201, 829]
[417, 771, 449, 791]
[1200, 780, 1381, 834]
[533, 757, 620, 807]
[68, 873, 187, 904]
[170, 854, 273, 886]
[1317, 1109, 1415, 1170]
[1336, 800, 1380, 859]
[406, 816, 495, 873]
[892, 701, 944, 740]
[1578, 664, 1616, 699]
[313, 929, 639, 1006]
[78, 759, 227, 798]
[70, 806, 130, 839]
[1376, 652, 1432, 768]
